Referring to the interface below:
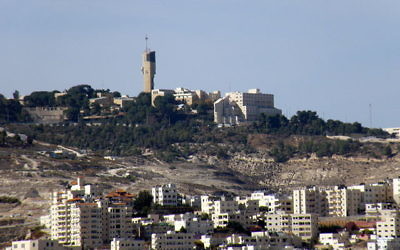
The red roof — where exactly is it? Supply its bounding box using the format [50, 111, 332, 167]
[354, 221, 376, 228]
[66, 198, 83, 202]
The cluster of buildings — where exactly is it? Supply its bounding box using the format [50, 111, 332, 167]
[17, 45, 283, 126]
[22, 92, 135, 123]
[27, 179, 311, 249]
[2, 176, 397, 249]
[142, 48, 282, 126]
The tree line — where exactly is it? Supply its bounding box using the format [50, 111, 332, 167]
[2, 85, 391, 161]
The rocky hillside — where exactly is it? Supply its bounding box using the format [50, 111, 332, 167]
[0, 131, 399, 243]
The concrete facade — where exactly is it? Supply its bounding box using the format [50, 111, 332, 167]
[152, 183, 180, 206]
[7, 240, 68, 250]
[24, 107, 67, 124]
[263, 213, 318, 242]
[151, 231, 195, 250]
[142, 50, 156, 93]
[214, 89, 281, 125]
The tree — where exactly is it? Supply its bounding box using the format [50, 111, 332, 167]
[264, 114, 288, 133]
[90, 103, 102, 115]
[134, 190, 153, 216]
[65, 107, 80, 122]
[24, 91, 55, 107]
[13, 90, 20, 100]
[0, 130, 6, 146]
[112, 91, 121, 97]
[383, 145, 393, 157]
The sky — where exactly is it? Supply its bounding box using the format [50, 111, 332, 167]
[0, 0, 399, 128]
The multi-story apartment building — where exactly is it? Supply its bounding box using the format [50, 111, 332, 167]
[366, 203, 397, 216]
[368, 238, 400, 250]
[248, 191, 293, 214]
[69, 202, 103, 247]
[392, 178, 400, 205]
[213, 198, 239, 215]
[263, 212, 318, 242]
[214, 89, 281, 125]
[349, 182, 393, 212]
[201, 195, 239, 215]
[151, 231, 195, 250]
[293, 186, 362, 217]
[293, 187, 328, 216]
[48, 178, 135, 248]
[200, 195, 215, 214]
[325, 186, 362, 217]
[376, 211, 400, 239]
[152, 183, 180, 206]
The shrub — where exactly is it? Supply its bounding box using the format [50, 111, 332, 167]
[0, 196, 21, 205]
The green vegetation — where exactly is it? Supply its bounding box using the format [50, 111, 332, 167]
[255, 111, 387, 137]
[319, 224, 343, 233]
[215, 221, 250, 235]
[28, 225, 48, 240]
[134, 190, 153, 216]
[0, 94, 31, 123]
[1, 85, 393, 163]
[0, 196, 21, 205]
[0, 130, 33, 148]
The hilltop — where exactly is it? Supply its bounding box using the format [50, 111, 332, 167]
[1, 85, 400, 242]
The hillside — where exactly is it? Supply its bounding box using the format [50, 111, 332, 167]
[1, 132, 400, 243]
[1, 87, 399, 243]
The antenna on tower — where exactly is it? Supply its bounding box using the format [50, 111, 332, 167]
[145, 35, 149, 52]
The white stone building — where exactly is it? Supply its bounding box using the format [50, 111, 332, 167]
[174, 217, 213, 235]
[392, 178, 400, 205]
[293, 185, 362, 217]
[221, 231, 300, 249]
[349, 182, 393, 212]
[6, 240, 68, 250]
[293, 187, 327, 216]
[262, 212, 318, 242]
[368, 238, 400, 250]
[366, 203, 397, 216]
[319, 232, 349, 249]
[110, 238, 146, 250]
[247, 192, 293, 214]
[376, 211, 400, 239]
[48, 178, 135, 248]
[151, 231, 195, 249]
[152, 183, 180, 206]
[213, 89, 281, 125]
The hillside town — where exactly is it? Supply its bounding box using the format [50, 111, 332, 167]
[4, 176, 400, 249]
[3, 1, 400, 249]
[1, 47, 400, 250]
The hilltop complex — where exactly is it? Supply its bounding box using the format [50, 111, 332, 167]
[15, 45, 282, 127]
[143, 47, 281, 126]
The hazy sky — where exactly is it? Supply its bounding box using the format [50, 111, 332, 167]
[1, 0, 399, 128]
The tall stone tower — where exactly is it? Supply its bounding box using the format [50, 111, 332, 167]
[141, 37, 156, 93]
